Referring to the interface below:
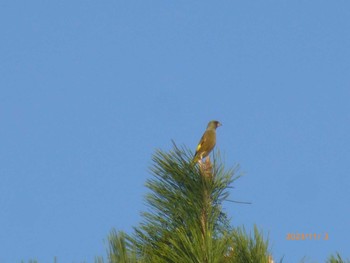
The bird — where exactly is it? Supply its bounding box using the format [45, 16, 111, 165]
[193, 120, 222, 164]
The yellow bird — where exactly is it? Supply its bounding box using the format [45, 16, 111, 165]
[193, 120, 222, 163]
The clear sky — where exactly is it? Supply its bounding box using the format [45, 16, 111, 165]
[1, 1, 349, 262]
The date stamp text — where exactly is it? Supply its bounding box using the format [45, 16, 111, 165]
[286, 233, 329, 240]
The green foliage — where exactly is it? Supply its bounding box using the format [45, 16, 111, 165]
[108, 231, 137, 263]
[108, 144, 271, 263]
[227, 226, 271, 263]
[136, 146, 237, 262]
[327, 253, 350, 263]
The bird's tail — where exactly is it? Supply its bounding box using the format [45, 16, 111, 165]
[191, 155, 200, 165]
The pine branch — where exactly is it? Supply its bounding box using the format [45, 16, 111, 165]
[108, 143, 272, 263]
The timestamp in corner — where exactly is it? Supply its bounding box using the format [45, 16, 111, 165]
[286, 232, 329, 241]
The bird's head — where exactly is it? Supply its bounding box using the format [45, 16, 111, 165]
[207, 120, 222, 129]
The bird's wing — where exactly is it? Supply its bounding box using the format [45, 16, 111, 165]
[195, 132, 207, 153]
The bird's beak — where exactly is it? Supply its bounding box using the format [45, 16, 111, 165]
[218, 122, 222, 127]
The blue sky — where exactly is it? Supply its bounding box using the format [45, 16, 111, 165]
[1, 1, 350, 262]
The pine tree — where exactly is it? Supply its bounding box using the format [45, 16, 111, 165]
[108, 144, 272, 263]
